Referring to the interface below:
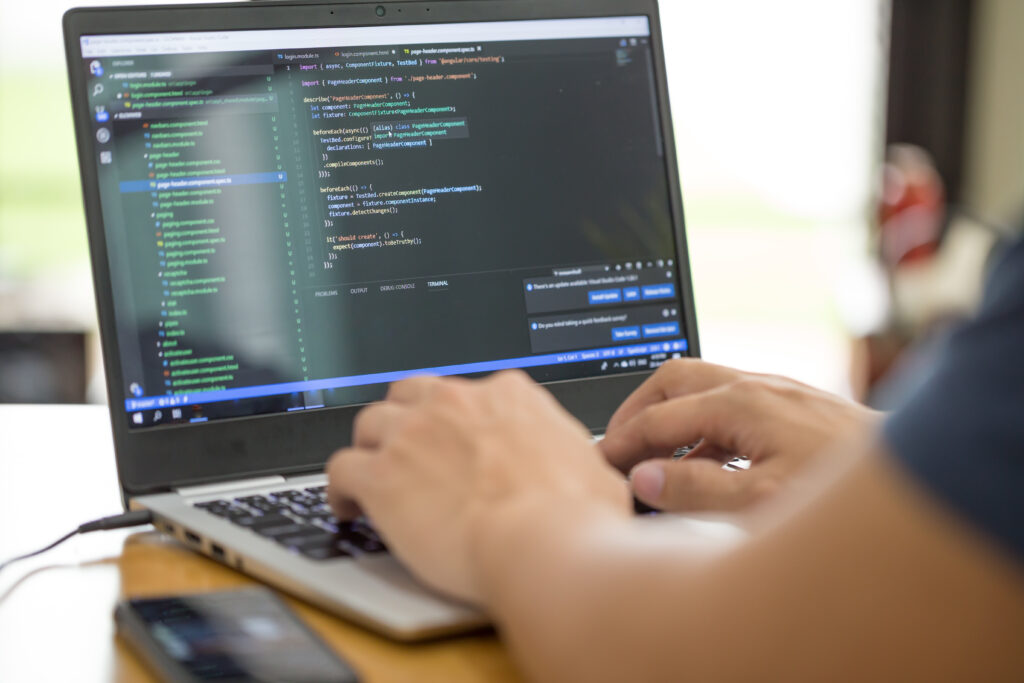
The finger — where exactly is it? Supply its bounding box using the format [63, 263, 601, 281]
[487, 369, 546, 396]
[386, 374, 444, 404]
[325, 447, 376, 519]
[630, 458, 776, 512]
[606, 359, 742, 433]
[352, 402, 408, 448]
[488, 369, 576, 414]
[601, 387, 749, 472]
[329, 497, 364, 522]
[685, 441, 735, 464]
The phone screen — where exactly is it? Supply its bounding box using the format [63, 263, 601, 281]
[121, 588, 358, 682]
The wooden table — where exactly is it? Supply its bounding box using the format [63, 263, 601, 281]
[0, 405, 519, 682]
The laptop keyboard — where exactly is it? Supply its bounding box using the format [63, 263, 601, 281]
[193, 486, 387, 560]
[198, 450, 751, 552]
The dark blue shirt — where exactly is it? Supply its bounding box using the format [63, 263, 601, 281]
[884, 235, 1024, 564]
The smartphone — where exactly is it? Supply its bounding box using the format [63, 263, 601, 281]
[115, 587, 360, 683]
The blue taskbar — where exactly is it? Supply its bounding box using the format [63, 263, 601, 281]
[125, 338, 688, 413]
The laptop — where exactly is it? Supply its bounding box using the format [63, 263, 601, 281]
[63, 0, 700, 640]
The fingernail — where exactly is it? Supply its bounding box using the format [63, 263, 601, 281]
[630, 462, 665, 502]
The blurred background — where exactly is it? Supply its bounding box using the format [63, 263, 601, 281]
[0, 0, 1021, 405]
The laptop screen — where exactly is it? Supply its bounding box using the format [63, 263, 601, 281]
[79, 16, 690, 429]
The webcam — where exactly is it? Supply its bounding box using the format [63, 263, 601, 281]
[375, 5, 386, 16]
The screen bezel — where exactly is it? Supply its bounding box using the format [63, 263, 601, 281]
[63, 0, 701, 501]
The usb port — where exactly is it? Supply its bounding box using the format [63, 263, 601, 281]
[210, 543, 226, 560]
[184, 530, 201, 545]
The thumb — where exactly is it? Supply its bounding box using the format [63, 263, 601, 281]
[630, 458, 775, 513]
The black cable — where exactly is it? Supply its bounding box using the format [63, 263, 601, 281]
[0, 510, 153, 573]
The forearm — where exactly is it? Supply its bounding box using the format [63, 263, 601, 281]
[473, 502, 740, 683]
[473, 454, 1024, 683]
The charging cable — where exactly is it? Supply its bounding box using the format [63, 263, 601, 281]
[0, 510, 154, 573]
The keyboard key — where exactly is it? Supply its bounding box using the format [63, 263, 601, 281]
[307, 512, 338, 524]
[270, 490, 305, 500]
[350, 534, 387, 553]
[255, 523, 319, 539]
[351, 520, 381, 541]
[235, 495, 271, 506]
[282, 532, 356, 560]
[194, 499, 230, 509]
[270, 489, 317, 503]
[314, 519, 340, 534]
[350, 536, 387, 553]
[288, 503, 332, 520]
[335, 525, 388, 554]
[276, 527, 332, 548]
[237, 495, 290, 512]
[298, 544, 351, 560]
[231, 513, 292, 530]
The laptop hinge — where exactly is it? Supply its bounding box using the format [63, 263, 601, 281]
[175, 475, 287, 498]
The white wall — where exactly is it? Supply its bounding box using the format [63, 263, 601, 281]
[963, 0, 1024, 225]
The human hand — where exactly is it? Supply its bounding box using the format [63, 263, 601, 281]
[600, 359, 881, 512]
[326, 371, 632, 605]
